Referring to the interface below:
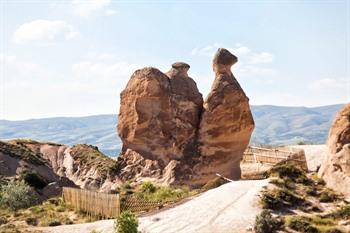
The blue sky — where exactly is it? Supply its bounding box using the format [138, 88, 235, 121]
[0, 0, 349, 120]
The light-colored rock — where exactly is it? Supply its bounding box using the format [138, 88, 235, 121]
[197, 48, 255, 182]
[1, 140, 118, 193]
[319, 103, 350, 198]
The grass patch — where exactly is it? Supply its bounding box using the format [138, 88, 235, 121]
[286, 215, 341, 233]
[136, 183, 194, 202]
[254, 210, 284, 233]
[328, 204, 350, 219]
[269, 162, 311, 185]
[319, 189, 338, 203]
[261, 187, 306, 210]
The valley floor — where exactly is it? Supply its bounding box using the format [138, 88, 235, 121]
[40, 179, 269, 233]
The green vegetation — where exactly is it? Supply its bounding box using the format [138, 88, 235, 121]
[319, 189, 338, 203]
[254, 210, 283, 233]
[0, 180, 36, 211]
[261, 187, 306, 210]
[261, 162, 347, 233]
[286, 215, 342, 233]
[114, 211, 138, 233]
[287, 216, 320, 233]
[328, 204, 350, 219]
[70, 144, 119, 179]
[135, 182, 195, 202]
[0, 141, 46, 165]
[269, 161, 311, 184]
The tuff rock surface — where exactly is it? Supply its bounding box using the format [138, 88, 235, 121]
[319, 103, 350, 198]
[117, 48, 255, 186]
[197, 48, 255, 182]
[0, 140, 119, 197]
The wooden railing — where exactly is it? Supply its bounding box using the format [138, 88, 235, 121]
[243, 146, 308, 170]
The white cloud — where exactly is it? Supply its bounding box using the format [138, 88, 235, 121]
[72, 61, 137, 79]
[1, 53, 139, 120]
[72, 0, 112, 17]
[13, 20, 79, 44]
[249, 52, 273, 64]
[309, 78, 348, 91]
[105, 9, 116, 15]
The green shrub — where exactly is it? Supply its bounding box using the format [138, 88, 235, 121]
[48, 220, 61, 226]
[329, 204, 350, 219]
[141, 182, 156, 193]
[254, 210, 283, 233]
[288, 216, 319, 233]
[0, 180, 36, 211]
[261, 188, 305, 210]
[25, 217, 38, 226]
[0, 217, 8, 225]
[319, 189, 337, 203]
[269, 162, 310, 184]
[115, 211, 138, 233]
[20, 171, 47, 189]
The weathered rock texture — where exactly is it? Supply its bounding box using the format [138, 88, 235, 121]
[117, 64, 203, 184]
[117, 48, 254, 186]
[0, 140, 120, 196]
[319, 103, 350, 198]
[197, 48, 255, 182]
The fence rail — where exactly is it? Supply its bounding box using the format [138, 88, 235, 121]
[243, 146, 307, 169]
[241, 146, 308, 179]
[62, 187, 120, 219]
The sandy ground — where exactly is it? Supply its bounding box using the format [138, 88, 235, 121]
[40, 179, 269, 233]
[39, 145, 327, 233]
[289, 145, 327, 171]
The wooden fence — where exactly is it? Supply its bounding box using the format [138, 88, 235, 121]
[241, 146, 308, 180]
[243, 146, 308, 170]
[62, 187, 120, 219]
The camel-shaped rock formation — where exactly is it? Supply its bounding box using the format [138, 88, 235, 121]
[117, 48, 255, 186]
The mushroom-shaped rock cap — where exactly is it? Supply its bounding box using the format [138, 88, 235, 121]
[166, 62, 190, 78]
[172, 62, 190, 70]
[213, 48, 237, 66]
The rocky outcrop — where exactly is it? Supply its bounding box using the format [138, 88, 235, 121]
[0, 140, 120, 195]
[118, 64, 202, 166]
[319, 103, 350, 198]
[117, 48, 255, 186]
[197, 48, 255, 181]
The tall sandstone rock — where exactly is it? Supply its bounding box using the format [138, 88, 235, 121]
[319, 103, 350, 198]
[117, 48, 254, 185]
[117, 64, 203, 183]
[198, 48, 255, 181]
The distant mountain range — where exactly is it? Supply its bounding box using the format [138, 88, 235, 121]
[0, 104, 344, 156]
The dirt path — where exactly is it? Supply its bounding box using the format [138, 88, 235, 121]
[41, 179, 268, 233]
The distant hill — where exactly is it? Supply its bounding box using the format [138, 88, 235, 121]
[0, 104, 344, 156]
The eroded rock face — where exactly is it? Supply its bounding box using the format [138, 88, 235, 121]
[197, 48, 255, 182]
[1, 140, 119, 193]
[118, 65, 203, 166]
[117, 49, 254, 186]
[319, 103, 350, 198]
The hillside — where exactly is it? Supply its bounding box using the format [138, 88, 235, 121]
[0, 104, 343, 156]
